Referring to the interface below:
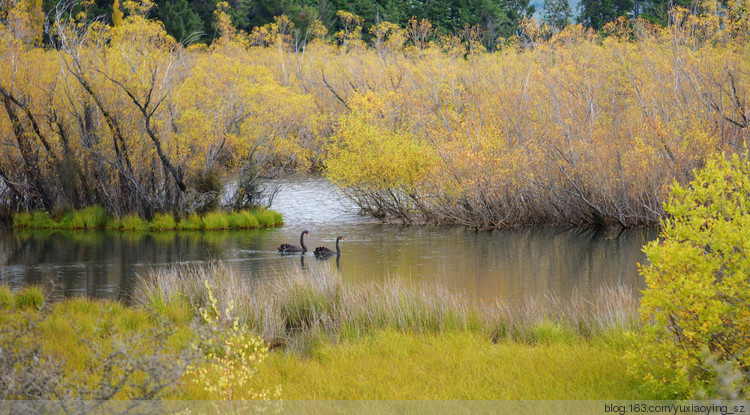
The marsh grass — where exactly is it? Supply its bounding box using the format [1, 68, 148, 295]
[13, 208, 282, 231]
[241, 329, 664, 400]
[0, 287, 198, 402]
[135, 262, 640, 351]
[149, 213, 177, 231]
[14, 285, 45, 309]
[0, 285, 14, 308]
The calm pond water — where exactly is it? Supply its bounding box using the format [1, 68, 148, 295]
[0, 178, 657, 303]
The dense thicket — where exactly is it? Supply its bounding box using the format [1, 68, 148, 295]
[0, 1, 316, 217]
[22, 0, 721, 46]
[634, 152, 750, 397]
[0, 0, 748, 227]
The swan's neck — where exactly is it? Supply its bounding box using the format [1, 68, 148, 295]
[335, 238, 340, 254]
[300, 233, 307, 251]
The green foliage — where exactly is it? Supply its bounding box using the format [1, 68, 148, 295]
[239, 210, 259, 228]
[639, 0, 696, 26]
[226, 211, 248, 228]
[577, 0, 633, 30]
[149, 213, 178, 231]
[12, 208, 280, 231]
[30, 211, 55, 228]
[0, 285, 14, 308]
[59, 206, 108, 229]
[153, 0, 203, 42]
[201, 211, 229, 230]
[251, 207, 282, 228]
[116, 213, 148, 231]
[529, 321, 576, 344]
[178, 213, 204, 230]
[12, 211, 33, 228]
[633, 152, 750, 397]
[544, 0, 573, 30]
[15, 285, 44, 309]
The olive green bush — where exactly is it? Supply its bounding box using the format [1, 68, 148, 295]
[633, 152, 750, 397]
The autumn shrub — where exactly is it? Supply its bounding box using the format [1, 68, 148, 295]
[326, 93, 437, 222]
[631, 152, 750, 397]
[187, 281, 279, 400]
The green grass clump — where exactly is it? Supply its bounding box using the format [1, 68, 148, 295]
[149, 213, 177, 231]
[15, 285, 45, 309]
[227, 211, 250, 228]
[59, 206, 108, 229]
[201, 211, 230, 230]
[252, 207, 282, 227]
[12, 208, 281, 231]
[0, 285, 14, 308]
[116, 214, 148, 231]
[30, 211, 56, 228]
[178, 213, 204, 231]
[12, 211, 33, 228]
[239, 210, 259, 228]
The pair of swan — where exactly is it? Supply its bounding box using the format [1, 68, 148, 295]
[278, 230, 344, 256]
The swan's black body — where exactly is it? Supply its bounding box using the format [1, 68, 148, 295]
[314, 236, 344, 257]
[278, 230, 309, 253]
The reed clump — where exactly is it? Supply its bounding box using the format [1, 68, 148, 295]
[135, 262, 640, 350]
[12, 208, 282, 231]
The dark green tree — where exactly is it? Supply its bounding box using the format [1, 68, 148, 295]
[639, 0, 698, 26]
[154, 0, 203, 42]
[543, 0, 572, 30]
[577, 0, 633, 30]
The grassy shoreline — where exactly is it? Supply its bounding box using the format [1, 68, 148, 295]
[11, 206, 283, 231]
[0, 265, 677, 400]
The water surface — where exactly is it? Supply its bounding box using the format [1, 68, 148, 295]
[0, 178, 656, 303]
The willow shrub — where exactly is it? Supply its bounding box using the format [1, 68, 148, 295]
[632, 152, 750, 397]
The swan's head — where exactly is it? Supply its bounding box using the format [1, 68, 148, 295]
[303, 230, 310, 235]
[337, 236, 344, 242]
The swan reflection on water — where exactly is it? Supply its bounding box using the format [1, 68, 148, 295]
[313, 252, 341, 269]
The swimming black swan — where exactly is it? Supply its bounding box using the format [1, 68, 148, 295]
[278, 230, 309, 253]
[314, 236, 344, 257]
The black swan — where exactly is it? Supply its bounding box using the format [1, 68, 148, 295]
[314, 236, 344, 257]
[278, 230, 309, 253]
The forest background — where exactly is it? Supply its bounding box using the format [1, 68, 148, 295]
[0, 0, 748, 229]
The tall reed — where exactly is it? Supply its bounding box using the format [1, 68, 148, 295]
[135, 262, 640, 350]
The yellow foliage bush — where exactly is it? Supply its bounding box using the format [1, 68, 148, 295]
[631, 152, 750, 397]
